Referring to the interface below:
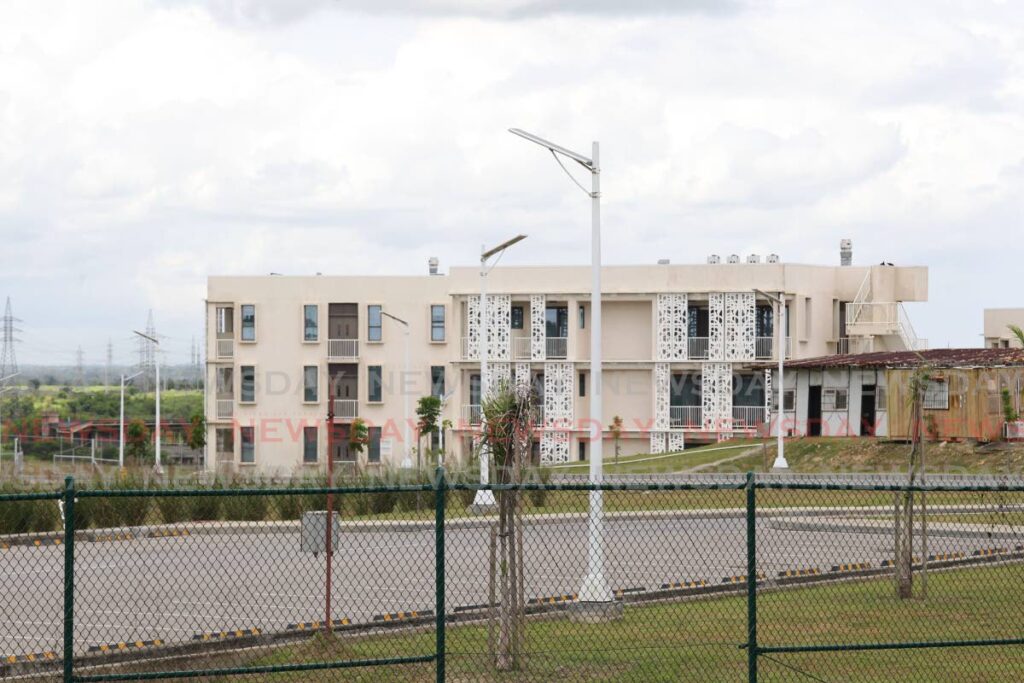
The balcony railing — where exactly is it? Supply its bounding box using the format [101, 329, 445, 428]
[513, 337, 531, 360]
[836, 337, 850, 355]
[732, 406, 766, 428]
[332, 399, 358, 419]
[755, 337, 773, 360]
[215, 399, 233, 420]
[462, 404, 482, 425]
[670, 406, 703, 428]
[546, 337, 568, 359]
[328, 338, 358, 359]
[688, 337, 709, 360]
[216, 338, 233, 359]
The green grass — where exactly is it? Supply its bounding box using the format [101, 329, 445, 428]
[147, 564, 1024, 682]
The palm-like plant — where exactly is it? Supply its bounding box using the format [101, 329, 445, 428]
[1009, 324, 1024, 347]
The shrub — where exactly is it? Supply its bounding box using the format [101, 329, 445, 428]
[154, 487, 192, 525]
[0, 484, 60, 534]
[222, 478, 270, 522]
[185, 481, 223, 522]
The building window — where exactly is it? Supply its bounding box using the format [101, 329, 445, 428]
[430, 305, 446, 342]
[303, 305, 318, 342]
[779, 389, 795, 411]
[240, 365, 255, 402]
[923, 379, 949, 410]
[431, 366, 445, 398]
[579, 372, 586, 397]
[303, 426, 318, 463]
[368, 365, 383, 402]
[216, 306, 233, 335]
[823, 388, 848, 411]
[303, 366, 318, 402]
[240, 304, 256, 342]
[545, 306, 568, 338]
[368, 305, 382, 342]
[368, 426, 382, 463]
[216, 427, 234, 461]
[240, 426, 255, 463]
[579, 304, 585, 329]
[578, 441, 586, 461]
[876, 386, 888, 410]
[511, 306, 524, 330]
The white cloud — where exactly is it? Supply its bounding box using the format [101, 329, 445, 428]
[0, 0, 1022, 363]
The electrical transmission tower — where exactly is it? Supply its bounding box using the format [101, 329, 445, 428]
[0, 297, 21, 379]
[75, 346, 85, 386]
[137, 310, 157, 391]
[105, 339, 113, 387]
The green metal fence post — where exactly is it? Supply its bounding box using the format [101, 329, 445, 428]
[63, 475, 75, 683]
[434, 466, 446, 683]
[746, 471, 757, 683]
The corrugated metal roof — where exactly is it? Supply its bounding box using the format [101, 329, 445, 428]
[759, 348, 1024, 370]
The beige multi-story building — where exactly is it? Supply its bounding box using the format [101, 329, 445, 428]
[204, 247, 927, 474]
[983, 308, 1024, 349]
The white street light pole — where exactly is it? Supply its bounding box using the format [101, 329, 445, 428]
[133, 330, 162, 474]
[381, 311, 412, 467]
[0, 373, 21, 471]
[755, 289, 788, 469]
[474, 234, 527, 509]
[509, 128, 613, 606]
[119, 370, 144, 468]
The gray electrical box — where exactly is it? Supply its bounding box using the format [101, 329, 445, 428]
[301, 511, 340, 555]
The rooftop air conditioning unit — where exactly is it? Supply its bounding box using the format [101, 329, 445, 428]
[707, 254, 721, 264]
[747, 254, 761, 264]
[767, 254, 781, 264]
[727, 254, 740, 264]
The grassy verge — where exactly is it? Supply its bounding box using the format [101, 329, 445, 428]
[552, 439, 759, 475]
[121, 564, 1024, 682]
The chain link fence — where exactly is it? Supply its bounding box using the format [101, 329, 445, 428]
[1, 473, 1023, 681]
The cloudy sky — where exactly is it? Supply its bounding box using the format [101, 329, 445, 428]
[1, 0, 1022, 366]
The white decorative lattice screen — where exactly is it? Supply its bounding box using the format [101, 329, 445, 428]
[654, 362, 671, 430]
[540, 430, 570, 464]
[488, 362, 510, 398]
[515, 362, 531, 390]
[530, 294, 546, 361]
[725, 292, 755, 361]
[764, 368, 773, 431]
[543, 362, 574, 429]
[487, 294, 511, 361]
[656, 293, 688, 361]
[667, 431, 685, 452]
[649, 431, 666, 454]
[465, 296, 480, 361]
[708, 293, 725, 361]
[701, 361, 733, 431]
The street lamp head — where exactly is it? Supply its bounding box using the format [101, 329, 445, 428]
[509, 128, 594, 169]
[482, 234, 527, 261]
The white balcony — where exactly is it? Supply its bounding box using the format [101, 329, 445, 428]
[216, 338, 233, 359]
[462, 404, 482, 425]
[333, 399, 358, 419]
[546, 337, 568, 359]
[328, 338, 358, 360]
[216, 399, 233, 420]
[732, 406, 766, 428]
[688, 337, 709, 360]
[670, 406, 703, 428]
[513, 337, 531, 360]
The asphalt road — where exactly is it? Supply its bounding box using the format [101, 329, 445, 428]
[2, 508, 1017, 660]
